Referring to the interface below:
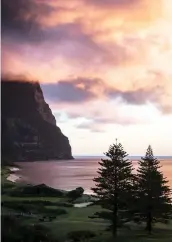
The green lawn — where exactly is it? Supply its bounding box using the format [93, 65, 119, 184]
[47, 220, 106, 241]
[45, 219, 172, 242]
[45, 204, 106, 221]
[2, 195, 64, 202]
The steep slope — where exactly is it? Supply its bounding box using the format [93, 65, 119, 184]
[1, 79, 73, 161]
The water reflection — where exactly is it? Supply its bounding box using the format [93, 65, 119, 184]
[16, 158, 172, 193]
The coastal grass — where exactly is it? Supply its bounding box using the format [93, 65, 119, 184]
[2, 195, 64, 202]
[47, 220, 106, 241]
[47, 220, 172, 242]
[1, 167, 13, 182]
[45, 204, 105, 221]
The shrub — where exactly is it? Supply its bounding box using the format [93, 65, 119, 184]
[10, 184, 64, 197]
[22, 200, 53, 206]
[39, 207, 67, 216]
[55, 208, 67, 216]
[1, 215, 57, 242]
[75, 187, 84, 194]
[67, 187, 84, 200]
[56, 202, 73, 207]
[22, 200, 73, 207]
[2, 201, 39, 213]
[94, 211, 113, 220]
[133, 216, 141, 224]
[2, 200, 68, 216]
[67, 230, 96, 242]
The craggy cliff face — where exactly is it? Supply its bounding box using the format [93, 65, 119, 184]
[34, 83, 56, 126]
[1, 79, 73, 161]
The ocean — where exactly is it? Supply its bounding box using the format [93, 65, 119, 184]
[16, 156, 172, 194]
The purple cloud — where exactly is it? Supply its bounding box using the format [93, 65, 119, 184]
[41, 77, 103, 103]
[83, 0, 137, 7]
[106, 88, 161, 105]
[1, 0, 53, 43]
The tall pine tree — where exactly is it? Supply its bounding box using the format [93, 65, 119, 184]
[136, 145, 172, 234]
[91, 141, 134, 237]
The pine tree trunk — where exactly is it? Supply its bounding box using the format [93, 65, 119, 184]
[112, 204, 118, 238]
[145, 209, 152, 234]
[112, 164, 118, 238]
[146, 164, 152, 235]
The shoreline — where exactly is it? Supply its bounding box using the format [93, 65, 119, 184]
[5, 166, 96, 206]
[6, 166, 95, 196]
[7, 167, 21, 183]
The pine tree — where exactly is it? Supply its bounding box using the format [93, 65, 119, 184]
[136, 145, 172, 234]
[91, 141, 134, 237]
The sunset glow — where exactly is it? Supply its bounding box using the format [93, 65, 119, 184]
[2, 0, 172, 155]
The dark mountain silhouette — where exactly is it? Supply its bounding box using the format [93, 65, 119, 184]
[1, 79, 73, 162]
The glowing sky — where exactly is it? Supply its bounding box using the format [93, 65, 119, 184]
[2, 0, 172, 155]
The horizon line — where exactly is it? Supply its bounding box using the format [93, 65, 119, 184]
[73, 155, 172, 158]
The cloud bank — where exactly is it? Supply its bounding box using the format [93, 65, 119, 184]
[2, 0, 172, 129]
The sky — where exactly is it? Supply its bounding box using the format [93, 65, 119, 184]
[2, 0, 172, 156]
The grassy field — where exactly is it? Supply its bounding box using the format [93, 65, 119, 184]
[1, 167, 172, 242]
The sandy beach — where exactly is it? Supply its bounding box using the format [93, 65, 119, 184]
[7, 167, 21, 183]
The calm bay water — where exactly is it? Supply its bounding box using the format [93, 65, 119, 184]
[16, 157, 172, 194]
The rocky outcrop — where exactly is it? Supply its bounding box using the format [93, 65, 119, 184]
[1, 79, 73, 161]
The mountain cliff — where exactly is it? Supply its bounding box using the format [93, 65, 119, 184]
[1, 79, 73, 161]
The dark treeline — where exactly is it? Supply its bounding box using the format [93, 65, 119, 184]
[92, 141, 172, 238]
